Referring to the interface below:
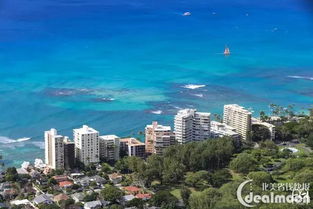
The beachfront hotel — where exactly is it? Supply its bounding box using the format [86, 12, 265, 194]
[99, 135, 120, 161]
[174, 109, 211, 144]
[223, 104, 252, 140]
[74, 125, 100, 165]
[145, 121, 175, 155]
[44, 128, 65, 170]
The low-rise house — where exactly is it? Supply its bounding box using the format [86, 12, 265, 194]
[10, 199, 35, 208]
[29, 170, 40, 179]
[73, 176, 90, 187]
[120, 195, 135, 205]
[33, 194, 54, 205]
[0, 183, 18, 200]
[11, 199, 31, 206]
[16, 168, 29, 175]
[2, 189, 18, 200]
[20, 183, 36, 195]
[36, 177, 48, 185]
[73, 175, 105, 187]
[71, 192, 85, 203]
[108, 173, 123, 185]
[53, 175, 69, 183]
[84, 200, 102, 209]
[54, 193, 69, 203]
[136, 193, 152, 200]
[0, 182, 12, 192]
[89, 175, 106, 186]
[70, 173, 85, 179]
[123, 186, 141, 195]
[43, 167, 52, 175]
[59, 180, 74, 188]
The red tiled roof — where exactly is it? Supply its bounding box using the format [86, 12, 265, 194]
[136, 193, 152, 199]
[53, 175, 68, 182]
[124, 186, 141, 192]
[59, 181, 73, 187]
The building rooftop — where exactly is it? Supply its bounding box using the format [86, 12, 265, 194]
[99, 135, 120, 140]
[84, 200, 102, 208]
[136, 193, 152, 199]
[146, 121, 171, 131]
[124, 186, 141, 193]
[59, 181, 74, 187]
[54, 193, 69, 202]
[33, 194, 53, 204]
[10, 199, 31, 206]
[122, 195, 135, 202]
[196, 112, 211, 116]
[71, 192, 85, 201]
[74, 125, 98, 134]
[53, 175, 68, 182]
[224, 104, 252, 114]
[176, 109, 196, 116]
[210, 121, 239, 137]
[108, 173, 123, 180]
[120, 138, 144, 146]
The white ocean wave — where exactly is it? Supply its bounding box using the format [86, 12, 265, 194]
[287, 75, 313, 81]
[0, 136, 31, 144]
[192, 93, 204, 98]
[182, 84, 206, 89]
[32, 142, 45, 149]
[0, 136, 16, 144]
[16, 137, 31, 142]
[150, 110, 163, 115]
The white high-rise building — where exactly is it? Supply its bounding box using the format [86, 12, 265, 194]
[45, 128, 65, 170]
[223, 104, 252, 140]
[74, 125, 100, 165]
[145, 121, 175, 155]
[99, 135, 120, 161]
[174, 109, 211, 144]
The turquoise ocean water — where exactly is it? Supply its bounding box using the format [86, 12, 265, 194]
[0, 0, 313, 166]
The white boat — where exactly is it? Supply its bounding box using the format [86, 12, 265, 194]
[182, 12, 191, 16]
[224, 46, 230, 56]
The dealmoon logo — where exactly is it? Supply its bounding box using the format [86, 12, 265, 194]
[237, 180, 310, 207]
[237, 179, 256, 207]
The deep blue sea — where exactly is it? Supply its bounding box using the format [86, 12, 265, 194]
[0, 0, 313, 166]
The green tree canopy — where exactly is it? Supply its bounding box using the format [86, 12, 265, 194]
[149, 190, 178, 208]
[230, 153, 258, 174]
[189, 188, 222, 209]
[101, 185, 123, 203]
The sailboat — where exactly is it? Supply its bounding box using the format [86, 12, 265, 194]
[224, 46, 230, 56]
